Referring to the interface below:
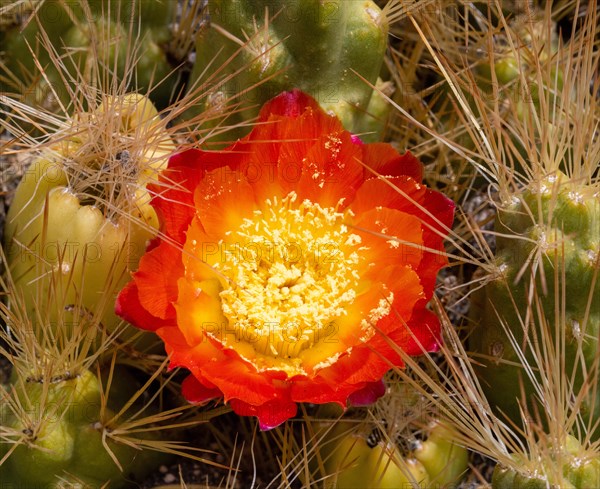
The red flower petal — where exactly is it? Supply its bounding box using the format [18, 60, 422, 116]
[348, 379, 386, 407]
[133, 241, 182, 320]
[181, 374, 222, 404]
[229, 398, 297, 430]
[148, 151, 204, 244]
[290, 377, 359, 406]
[114, 280, 170, 332]
[384, 308, 442, 356]
[361, 144, 423, 181]
[150, 148, 244, 244]
[257, 89, 325, 120]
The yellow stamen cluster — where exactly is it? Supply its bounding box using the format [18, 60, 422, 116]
[215, 192, 365, 367]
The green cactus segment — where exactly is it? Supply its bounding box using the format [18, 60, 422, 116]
[3, 94, 173, 347]
[0, 0, 178, 109]
[189, 0, 391, 141]
[5, 163, 153, 340]
[323, 434, 429, 489]
[414, 422, 470, 486]
[321, 422, 468, 488]
[492, 436, 600, 489]
[470, 173, 600, 432]
[0, 369, 166, 487]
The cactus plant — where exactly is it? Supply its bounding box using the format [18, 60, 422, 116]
[474, 14, 561, 121]
[319, 420, 468, 488]
[0, 367, 169, 487]
[469, 172, 600, 435]
[492, 435, 600, 489]
[187, 0, 392, 142]
[3, 93, 175, 347]
[323, 433, 428, 489]
[0, 0, 181, 111]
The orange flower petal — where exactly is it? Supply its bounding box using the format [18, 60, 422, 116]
[179, 216, 227, 285]
[355, 264, 424, 331]
[316, 266, 415, 355]
[295, 130, 364, 208]
[157, 324, 224, 372]
[175, 276, 227, 346]
[318, 340, 396, 386]
[353, 206, 425, 271]
[193, 166, 257, 238]
[200, 354, 281, 406]
[351, 175, 427, 215]
[240, 91, 352, 206]
[351, 175, 454, 297]
[360, 144, 423, 181]
[166, 334, 288, 406]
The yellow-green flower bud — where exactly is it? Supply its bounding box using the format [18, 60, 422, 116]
[4, 94, 175, 348]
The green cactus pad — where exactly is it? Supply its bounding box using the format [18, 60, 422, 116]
[3, 94, 174, 349]
[319, 420, 468, 488]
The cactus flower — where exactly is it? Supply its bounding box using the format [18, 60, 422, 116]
[116, 90, 454, 429]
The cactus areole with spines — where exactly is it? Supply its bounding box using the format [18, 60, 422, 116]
[492, 435, 600, 488]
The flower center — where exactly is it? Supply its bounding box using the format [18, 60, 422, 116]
[214, 192, 364, 371]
